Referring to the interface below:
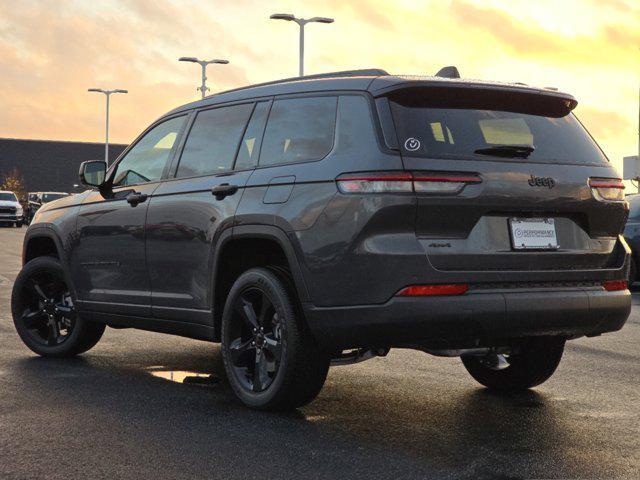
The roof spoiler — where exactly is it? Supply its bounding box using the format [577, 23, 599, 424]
[435, 66, 460, 79]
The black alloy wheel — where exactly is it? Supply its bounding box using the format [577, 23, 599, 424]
[12, 256, 105, 357]
[221, 268, 330, 411]
[227, 287, 283, 393]
[18, 269, 76, 347]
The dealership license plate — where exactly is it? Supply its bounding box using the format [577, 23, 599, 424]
[509, 218, 559, 250]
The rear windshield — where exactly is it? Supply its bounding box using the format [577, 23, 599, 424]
[388, 87, 608, 165]
[0, 192, 17, 202]
[42, 193, 67, 202]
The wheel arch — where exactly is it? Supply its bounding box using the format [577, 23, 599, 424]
[22, 226, 78, 299]
[211, 225, 310, 341]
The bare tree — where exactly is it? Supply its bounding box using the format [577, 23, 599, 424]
[1, 168, 27, 207]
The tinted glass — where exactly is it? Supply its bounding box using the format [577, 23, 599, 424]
[389, 88, 608, 165]
[235, 102, 270, 170]
[0, 192, 17, 202]
[42, 193, 68, 202]
[629, 196, 640, 220]
[113, 116, 185, 187]
[260, 96, 337, 166]
[177, 104, 253, 178]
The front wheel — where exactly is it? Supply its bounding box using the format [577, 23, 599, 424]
[221, 268, 330, 411]
[461, 337, 565, 391]
[12, 256, 105, 357]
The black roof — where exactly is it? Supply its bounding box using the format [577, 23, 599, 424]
[167, 68, 577, 116]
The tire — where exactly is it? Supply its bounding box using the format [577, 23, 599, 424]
[461, 337, 565, 391]
[12, 256, 105, 357]
[15, 221, 23, 228]
[221, 267, 330, 411]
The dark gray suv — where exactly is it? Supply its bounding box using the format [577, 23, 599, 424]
[12, 68, 631, 410]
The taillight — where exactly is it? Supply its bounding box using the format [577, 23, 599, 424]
[396, 284, 469, 296]
[414, 174, 482, 194]
[336, 172, 481, 194]
[589, 178, 624, 201]
[336, 172, 413, 194]
[603, 280, 628, 292]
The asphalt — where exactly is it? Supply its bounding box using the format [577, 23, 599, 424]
[0, 226, 638, 480]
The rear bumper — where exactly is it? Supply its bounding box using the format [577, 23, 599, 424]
[303, 288, 631, 350]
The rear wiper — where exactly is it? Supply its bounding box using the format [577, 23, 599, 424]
[474, 144, 535, 158]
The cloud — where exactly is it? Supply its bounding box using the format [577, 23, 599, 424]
[0, 0, 636, 170]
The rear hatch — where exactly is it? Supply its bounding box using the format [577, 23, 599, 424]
[382, 83, 628, 274]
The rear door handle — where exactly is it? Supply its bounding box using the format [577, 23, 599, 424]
[126, 192, 148, 207]
[211, 183, 239, 201]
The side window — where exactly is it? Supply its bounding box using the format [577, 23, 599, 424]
[112, 116, 185, 187]
[176, 103, 253, 178]
[629, 197, 640, 220]
[259, 96, 337, 166]
[235, 102, 270, 170]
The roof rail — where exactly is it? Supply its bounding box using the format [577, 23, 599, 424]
[435, 66, 460, 79]
[207, 68, 389, 98]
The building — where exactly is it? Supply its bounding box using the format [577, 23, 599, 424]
[0, 138, 127, 194]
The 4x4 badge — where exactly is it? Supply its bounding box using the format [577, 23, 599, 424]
[528, 174, 555, 189]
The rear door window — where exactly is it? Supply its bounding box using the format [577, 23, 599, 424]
[176, 103, 254, 178]
[259, 96, 337, 166]
[235, 101, 270, 171]
[389, 88, 608, 165]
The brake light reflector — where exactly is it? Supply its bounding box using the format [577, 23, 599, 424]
[603, 280, 628, 292]
[336, 172, 413, 193]
[336, 172, 481, 194]
[397, 284, 469, 296]
[589, 178, 624, 201]
[414, 174, 482, 194]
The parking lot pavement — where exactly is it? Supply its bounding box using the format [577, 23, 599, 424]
[0, 227, 638, 480]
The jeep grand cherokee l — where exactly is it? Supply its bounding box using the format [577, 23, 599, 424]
[12, 68, 631, 410]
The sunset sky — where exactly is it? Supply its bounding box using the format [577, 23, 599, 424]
[0, 0, 638, 173]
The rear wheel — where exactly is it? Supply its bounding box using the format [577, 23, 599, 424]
[221, 268, 330, 411]
[461, 337, 565, 391]
[12, 256, 105, 357]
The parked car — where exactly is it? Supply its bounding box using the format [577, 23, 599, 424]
[623, 194, 640, 284]
[25, 192, 70, 224]
[12, 68, 631, 411]
[0, 190, 24, 227]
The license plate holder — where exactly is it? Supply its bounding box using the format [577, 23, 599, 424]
[509, 218, 559, 250]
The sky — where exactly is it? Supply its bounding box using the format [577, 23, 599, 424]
[0, 0, 638, 174]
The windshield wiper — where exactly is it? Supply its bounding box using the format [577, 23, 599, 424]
[474, 144, 535, 158]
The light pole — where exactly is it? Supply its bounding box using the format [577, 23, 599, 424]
[87, 88, 128, 166]
[269, 13, 334, 77]
[179, 57, 229, 99]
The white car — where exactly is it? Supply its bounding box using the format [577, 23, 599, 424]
[0, 190, 24, 227]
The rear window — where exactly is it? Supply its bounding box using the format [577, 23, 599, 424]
[42, 193, 67, 202]
[389, 87, 608, 165]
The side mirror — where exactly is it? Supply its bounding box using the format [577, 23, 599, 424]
[79, 160, 106, 188]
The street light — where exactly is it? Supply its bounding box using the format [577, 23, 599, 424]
[270, 13, 334, 77]
[87, 88, 128, 167]
[179, 57, 229, 99]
